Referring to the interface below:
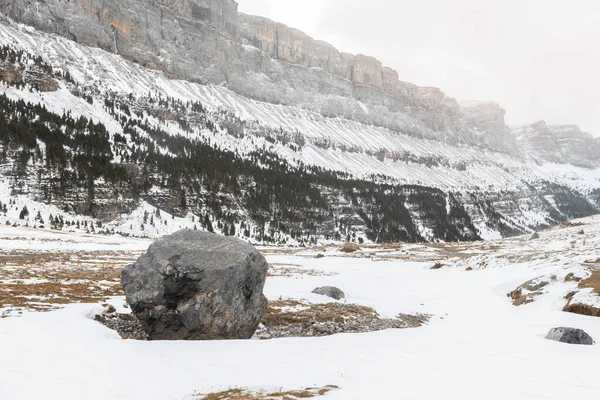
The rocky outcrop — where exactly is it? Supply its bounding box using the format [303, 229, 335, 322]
[0, 61, 58, 91]
[22, 65, 59, 92]
[512, 121, 600, 167]
[121, 229, 268, 340]
[460, 101, 515, 152]
[0, 60, 21, 84]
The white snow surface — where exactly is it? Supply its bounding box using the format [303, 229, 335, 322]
[1, 216, 600, 399]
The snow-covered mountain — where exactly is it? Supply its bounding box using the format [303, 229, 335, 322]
[0, 1, 598, 243]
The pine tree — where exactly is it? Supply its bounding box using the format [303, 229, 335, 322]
[19, 205, 29, 220]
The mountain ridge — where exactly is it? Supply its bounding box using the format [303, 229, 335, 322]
[0, 0, 589, 162]
[0, 3, 598, 243]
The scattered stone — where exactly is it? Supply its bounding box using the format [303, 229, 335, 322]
[314, 323, 329, 333]
[255, 300, 430, 339]
[99, 299, 431, 341]
[578, 229, 585, 235]
[121, 230, 268, 340]
[94, 306, 148, 340]
[312, 286, 345, 300]
[529, 232, 540, 240]
[545, 327, 594, 345]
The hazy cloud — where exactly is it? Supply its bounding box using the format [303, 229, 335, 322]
[238, 0, 600, 135]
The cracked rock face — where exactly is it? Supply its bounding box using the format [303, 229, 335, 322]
[122, 229, 268, 340]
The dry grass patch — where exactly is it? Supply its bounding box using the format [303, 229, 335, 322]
[395, 313, 430, 326]
[559, 220, 586, 228]
[379, 242, 404, 250]
[267, 264, 335, 278]
[196, 385, 339, 400]
[339, 243, 360, 253]
[262, 300, 378, 326]
[563, 302, 600, 317]
[577, 271, 600, 296]
[0, 250, 141, 313]
[508, 276, 555, 306]
[562, 271, 600, 317]
[564, 273, 581, 283]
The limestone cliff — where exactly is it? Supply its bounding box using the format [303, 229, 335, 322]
[1, 0, 597, 166]
[0, 0, 504, 148]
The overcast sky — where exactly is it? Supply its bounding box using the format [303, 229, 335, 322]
[238, 0, 600, 135]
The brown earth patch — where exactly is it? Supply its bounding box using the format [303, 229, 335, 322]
[257, 299, 429, 339]
[261, 300, 378, 326]
[267, 264, 335, 278]
[196, 385, 339, 400]
[563, 302, 600, 317]
[0, 250, 141, 314]
[578, 271, 600, 296]
[562, 271, 600, 317]
[508, 276, 555, 306]
[340, 243, 360, 253]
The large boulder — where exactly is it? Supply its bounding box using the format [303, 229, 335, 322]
[545, 327, 595, 345]
[121, 230, 268, 340]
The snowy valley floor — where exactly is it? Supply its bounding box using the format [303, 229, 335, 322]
[1, 217, 600, 399]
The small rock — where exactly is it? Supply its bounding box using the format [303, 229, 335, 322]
[545, 327, 594, 345]
[314, 323, 329, 334]
[312, 286, 345, 300]
[529, 232, 540, 240]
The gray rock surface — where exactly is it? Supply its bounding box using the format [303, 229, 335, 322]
[0, 0, 518, 154]
[545, 327, 594, 345]
[121, 229, 268, 340]
[312, 286, 345, 300]
[512, 121, 600, 168]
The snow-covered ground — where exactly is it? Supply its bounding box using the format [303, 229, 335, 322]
[0, 216, 599, 399]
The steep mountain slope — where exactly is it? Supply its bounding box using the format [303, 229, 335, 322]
[0, 1, 598, 243]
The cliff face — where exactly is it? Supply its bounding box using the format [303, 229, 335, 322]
[512, 121, 600, 168]
[0, 0, 505, 147]
[1, 0, 598, 166]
